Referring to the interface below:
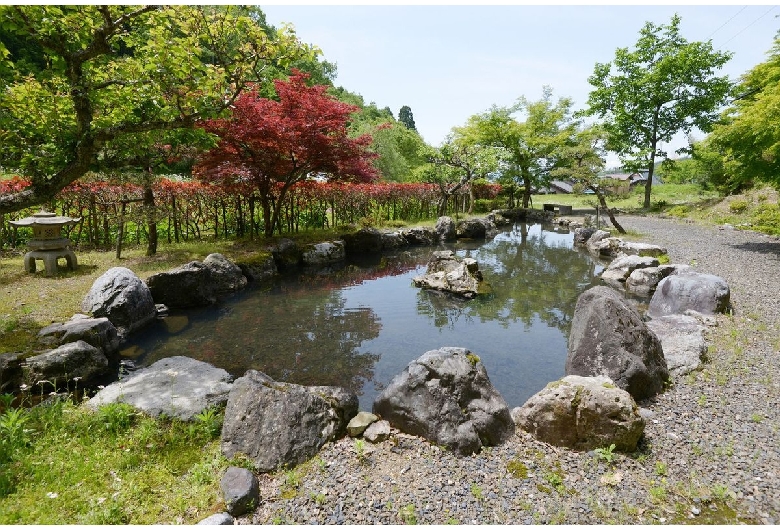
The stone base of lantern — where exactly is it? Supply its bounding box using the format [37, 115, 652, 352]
[23, 248, 78, 276]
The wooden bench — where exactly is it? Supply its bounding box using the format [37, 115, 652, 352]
[542, 203, 573, 215]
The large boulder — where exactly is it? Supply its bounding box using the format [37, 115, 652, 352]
[601, 254, 659, 283]
[87, 356, 233, 421]
[648, 269, 731, 318]
[25, 340, 111, 390]
[646, 314, 708, 377]
[585, 230, 612, 256]
[301, 241, 346, 267]
[146, 253, 247, 309]
[271, 239, 302, 270]
[401, 227, 438, 246]
[0, 352, 26, 393]
[372, 347, 514, 456]
[38, 314, 120, 361]
[342, 228, 385, 254]
[203, 253, 248, 294]
[380, 231, 408, 250]
[435, 216, 456, 241]
[412, 250, 485, 299]
[566, 286, 669, 401]
[625, 264, 684, 296]
[573, 226, 597, 247]
[512, 375, 645, 452]
[617, 241, 668, 258]
[456, 218, 497, 239]
[81, 267, 156, 339]
[237, 254, 277, 283]
[221, 370, 358, 472]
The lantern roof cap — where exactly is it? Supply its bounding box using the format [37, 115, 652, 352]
[9, 210, 81, 227]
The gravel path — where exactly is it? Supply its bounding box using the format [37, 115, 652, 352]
[238, 215, 780, 525]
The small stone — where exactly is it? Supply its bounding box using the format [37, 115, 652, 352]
[197, 513, 234, 525]
[363, 420, 391, 443]
[220, 466, 259, 517]
[347, 411, 378, 437]
[691, 507, 701, 516]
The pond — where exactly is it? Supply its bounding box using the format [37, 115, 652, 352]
[123, 222, 606, 410]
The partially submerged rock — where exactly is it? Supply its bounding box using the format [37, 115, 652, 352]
[87, 356, 233, 420]
[221, 370, 358, 472]
[146, 253, 247, 309]
[25, 340, 111, 390]
[566, 286, 669, 401]
[435, 216, 456, 241]
[373, 347, 514, 456]
[512, 375, 645, 452]
[412, 250, 485, 299]
[302, 241, 346, 267]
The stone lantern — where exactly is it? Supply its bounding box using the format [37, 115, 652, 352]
[9, 210, 82, 276]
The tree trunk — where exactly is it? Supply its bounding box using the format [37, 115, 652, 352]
[116, 200, 127, 259]
[144, 179, 158, 256]
[595, 189, 626, 234]
[644, 145, 657, 210]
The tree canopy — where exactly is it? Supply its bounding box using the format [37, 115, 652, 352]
[584, 14, 733, 208]
[398, 105, 417, 132]
[706, 37, 780, 191]
[194, 71, 379, 237]
[459, 88, 576, 208]
[0, 5, 312, 214]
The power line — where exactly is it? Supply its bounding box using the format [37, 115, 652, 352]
[707, 6, 747, 40]
[721, 6, 777, 46]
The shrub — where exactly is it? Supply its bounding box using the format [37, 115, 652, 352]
[750, 203, 780, 235]
[728, 199, 749, 214]
[667, 205, 690, 218]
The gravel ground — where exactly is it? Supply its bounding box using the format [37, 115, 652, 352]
[237, 215, 780, 525]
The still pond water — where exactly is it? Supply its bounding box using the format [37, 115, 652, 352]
[125, 223, 606, 409]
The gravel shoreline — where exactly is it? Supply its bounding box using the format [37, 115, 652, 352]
[238, 215, 780, 525]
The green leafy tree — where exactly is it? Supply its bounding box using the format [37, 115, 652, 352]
[552, 125, 626, 233]
[0, 5, 310, 214]
[460, 87, 576, 209]
[584, 14, 733, 209]
[398, 105, 417, 132]
[421, 135, 502, 215]
[706, 37, 780, 191]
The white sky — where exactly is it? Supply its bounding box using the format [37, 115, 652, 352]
[261, 3, 779, 167]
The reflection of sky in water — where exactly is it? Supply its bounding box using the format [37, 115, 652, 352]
[128, 223, 604, 410]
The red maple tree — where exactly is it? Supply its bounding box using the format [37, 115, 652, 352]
[194, 71, 379, 237]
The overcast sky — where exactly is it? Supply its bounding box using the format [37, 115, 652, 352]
[261, 3, 779, 165]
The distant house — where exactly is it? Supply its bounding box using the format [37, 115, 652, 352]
[548, 180, 575, 194]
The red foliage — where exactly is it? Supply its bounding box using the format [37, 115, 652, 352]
[194, 71, 378, 190]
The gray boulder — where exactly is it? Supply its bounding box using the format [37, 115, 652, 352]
[380, 231, 408, 250]
[347, 411, 378, 437]
[456, 218, 497, 239]
[197, 513, 234, 525]
[486, 211, 510, 227]
[146, 253, 247, 309]
[566, 286, 669, 401]
[237, 254, 277, 283]
[272, 238, 302, 270]
[364, 420, 391, 443]
[648, 269, 731, 318]
[221, 370, 358, 473]
[412, 250, 485, 299]
[435, 216, 457, 241]
[38, 314, 119, 361]
[0, 352, 26, 393]
[302, 241, 346, 266]
[646, 314, 708, 376]
[342, 227, 384, 254]
[25, 340, 110, 389]
[601, 254, 660, 283]
[625, 264, 683, 296]
[203, 253, 248, 294]
[220, 466, 259, 517]
[372, 347, 514, 456]
[87, 356, 233, 421]
[573, 227, 597, 246]
[401, 227, 438, 246]
[512, 375, 645, 452]
[618, 241, 668, 258]
[585, 230, 612, 256]
[81, 267, 156, 339]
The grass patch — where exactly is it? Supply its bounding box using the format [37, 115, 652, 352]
[0, 394, 228, 524]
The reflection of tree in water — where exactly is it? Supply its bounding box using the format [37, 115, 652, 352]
[142, 286, 382, 396]
[416, 223, 600, 333]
